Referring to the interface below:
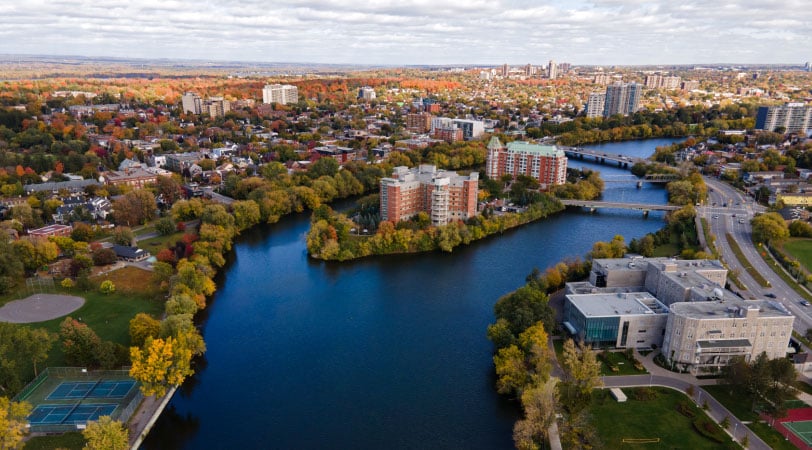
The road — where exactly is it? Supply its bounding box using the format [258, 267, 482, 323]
[603, 374, 771, 450]
[700, 176, 812, 333]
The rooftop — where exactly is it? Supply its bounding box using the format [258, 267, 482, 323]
[567, 291, 669, 317]
[670, 299, 793, 320]
[505, 141, 564, 157]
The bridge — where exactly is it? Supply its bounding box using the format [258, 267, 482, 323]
[560, 146, 647, 169]
[601, 174, 681, 187]
[560, 199, 681, 216]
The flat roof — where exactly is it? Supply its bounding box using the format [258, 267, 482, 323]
[505, 141, 564, 157]
[567, 292, 669, 317]
[670, 299, 793, 319]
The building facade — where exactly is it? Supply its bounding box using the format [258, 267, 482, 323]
[406, 112, 432, 133]
[485, 137, 567, 189]
[662, 300, 794, 373]
[181, 92, 202, 115]
[564, 292, 670, 349]
[603, 82, 642, 117]
[585, 92, 606, 118]
[379, 165, 478, 226]
[755, 103, 812, 133]
[262, 84, 299, 105]
[358, 86, 376, 101]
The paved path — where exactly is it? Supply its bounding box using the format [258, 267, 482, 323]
[0, 293, 84, 323]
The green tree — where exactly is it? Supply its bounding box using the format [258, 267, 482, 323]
[99, 280, 116, 294]
[231, 200, 261, 232]
[0, 238, 23, 294]
[789, 220, 812, 238]
[83, 415, 129, 450]
[59, 317, 102, 367]
[155, 216, 176, 236]
[129, 313, 161, 347]
[111, 226, 135, 246]
[751, 212, 789, 245]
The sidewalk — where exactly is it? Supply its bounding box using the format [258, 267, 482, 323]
[633, 349, 717, 386]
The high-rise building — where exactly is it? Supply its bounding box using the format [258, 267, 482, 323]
[681, 80, 699, 91]
[593, 73, 611, 85]
[203, 97, 230, 118]
[585, 92, 606, 118]
[406, 112, 432, 133]
[548, 59, 557, 80]
[428, 117, 484, 141]
[486, 137, 567, 189]
[379, 165, 478, 226]
[661, 76, 681, 89]
[644, 74, 661, 88]
[262, 84, 298, 105]
[603, 82, 641, 117]
[524, 64, 534, 77]
[501, 64, 509, 77]
[181, 92, 202, 114]
[755, 103, 812, 133]
[358, 86, 376, 101]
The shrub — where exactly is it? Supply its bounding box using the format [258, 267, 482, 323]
[61, 278, 75, 289]
[92, 248, 118, 266]
[676, 400, 696, 418]
[692, 417, 725, 443]
[99, 280, 115, 294]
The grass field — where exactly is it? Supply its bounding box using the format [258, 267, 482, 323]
[598, 351, 648, 376]
[726, 233, 771, 287]
[24, 432, 85, 450]
[590, 387, 739, 449]
[784, 238, 812, 272]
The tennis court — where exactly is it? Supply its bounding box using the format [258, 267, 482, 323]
[784, 420, 812, 446]
[28, 403, 118, 426]
[47, 380, 135, 400]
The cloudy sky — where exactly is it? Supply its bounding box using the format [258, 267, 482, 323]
[0, 0, 809, 65]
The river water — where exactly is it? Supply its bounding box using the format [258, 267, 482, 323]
[143, 137, 681, 449]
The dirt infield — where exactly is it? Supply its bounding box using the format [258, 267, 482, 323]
[0, 294, 85, 323]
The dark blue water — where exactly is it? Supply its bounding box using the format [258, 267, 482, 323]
[143, 140, 671, 450]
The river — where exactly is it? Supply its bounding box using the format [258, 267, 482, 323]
[142, 137, 681, 449]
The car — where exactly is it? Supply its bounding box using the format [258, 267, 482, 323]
[712, 215, 719, 219]
[765, 293, 777, 298]
[739, 219, 745, 224]
[802, 300, 811, 307]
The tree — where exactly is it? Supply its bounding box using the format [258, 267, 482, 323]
[494, 285, 553, 336]
[70, 222, 94, 242]
[129, 313, 161, 347]
[92, 247, 118, 266]
[751, 213, 789, 245]
[0, 397, 31, 450]
[518, 322, 552, 384]
[155, 216, 176, 236]
[513, 378, 557, 450]
[99, 280, 116, 294]
[0, 238, 23, 294]
[0, 324, 56, 391]
[113, 189, 157, 226]
[129, 336, 194, 397]
[83, 415, 129, 450]
[60, 317, 102, 367]
[111, 226, 135, 246]
[494, 345, 530, 396]
[789, 220, 812, 238]
[560, 339, 602, 393]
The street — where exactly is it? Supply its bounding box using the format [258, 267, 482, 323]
[701, 176, 812, 333]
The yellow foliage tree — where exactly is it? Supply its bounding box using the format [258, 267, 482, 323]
[129, 336, 193, 397]
[0, 397, 31, 449]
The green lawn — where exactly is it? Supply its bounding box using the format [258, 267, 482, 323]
[24, 432, 86, 450]
[726, 233, 771, 287]
[703, 384, 806, 449]
[138, 231, 184, 251]
[652, 243, 680, 257]
[590, 387, 739, 449]
[784, 238, 812, 272]
[598, 351, 648, 376]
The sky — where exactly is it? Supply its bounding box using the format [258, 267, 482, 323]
[0, 0, 809, 66]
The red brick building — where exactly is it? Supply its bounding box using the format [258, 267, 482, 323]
[486, 137, 567, 189]
[380, 165, 478, 226]
[406, 112, 432, 133]
[29, 224, 73, 238]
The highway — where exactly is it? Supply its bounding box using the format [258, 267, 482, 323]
[700, 176, 812, 333]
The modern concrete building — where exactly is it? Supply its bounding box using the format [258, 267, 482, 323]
[428, 117, 484, 141]
[262, 84, 298, 105]
[662, 300, 794, 373]
[203, 97, 230, 118]
[755, 103, 812, 133]
[379, 165, 478, 226]
[485, 137, 567, 189]
[563, 257, 795, 373]
[548, 59, 557, 80]
[181, 92, 202, 115]
[603, 82, 641, 117]
[585, 92, 606, 118]
[563, 292, 670, 348]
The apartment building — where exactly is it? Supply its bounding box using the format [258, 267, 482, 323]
[181, 92, 202, 114]
[262, 84, 299, 105]
[603, 82, 642, 117]
[406, 112, 432, 133]
[204, 97, 231, 118]
[379, 165, 478, 226]
[358, 86, 376, 101]
[485, 137, 567, 189]
[755, 103, 812, 133]
[585, 92, 606, 118]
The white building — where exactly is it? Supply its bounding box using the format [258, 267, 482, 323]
[262, 84, 299, 105]
[358, 86, 376, 101]
[585, 92, 606, 118]
[181, 92, 202, 115]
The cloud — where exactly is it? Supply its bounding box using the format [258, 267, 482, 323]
[0, 0, 809, 65]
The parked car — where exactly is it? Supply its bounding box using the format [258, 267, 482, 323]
[801, 300, 810, 307]
[765, 293, 777, 298]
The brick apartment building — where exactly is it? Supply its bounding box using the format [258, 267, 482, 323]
[485, 137, 567, 189]
[380, 165, 478, 226]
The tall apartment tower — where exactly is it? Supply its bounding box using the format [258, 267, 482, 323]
[548, 60, 558, 79]
[181, 92, 202, 114]
[603, 82, 641, 117]
[755, 103, 812, 133]
[358, 86, 376, 101]
[585, 92, 606, 118]
[204, 97, 231, 118]
[262, 84, 298, 105]
[501, 64, 509, 77]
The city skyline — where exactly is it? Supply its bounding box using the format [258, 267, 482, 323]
[0, 0, 809, 66]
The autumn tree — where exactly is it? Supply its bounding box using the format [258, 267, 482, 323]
[59, 317, 102, 367]
[0, 323, 56, 392]
[83, 415, 129, 450]
[513, 379, 557, 450]
[558, 339, 602, 415]
[0, 238, 23, 294]
[113, 189, 157, 226]
[111, 226, 135, 246]
[751, 212, 789, 245]
[129, 313, 161, 347]
[0, 397, 31, 450]
[494, 345, 530, 396]
[129, 335, 194, 397]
